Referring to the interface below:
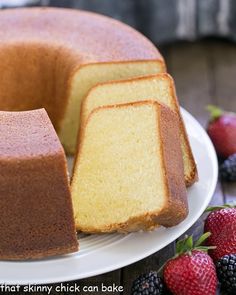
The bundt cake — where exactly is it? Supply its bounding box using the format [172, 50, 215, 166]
[0, 7, 195, 258]
[71, 101, 188, 233]
[0, 109, 78, 260]
[0, 7, 165, 154]
[80, 73, 197, 186]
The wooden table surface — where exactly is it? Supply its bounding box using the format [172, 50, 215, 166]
[38, 39, 236, 295]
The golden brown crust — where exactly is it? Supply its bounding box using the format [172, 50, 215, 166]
[153, 104, 188, 227]
[0, 8, 164, 62]
[166, 74, 198, 186]
[0, 109, 78, 260]
[0, 8, 165, 131]
[80, 73, 198, 186]
[0, 244, 79, 261]
[73, 101, 188, 233]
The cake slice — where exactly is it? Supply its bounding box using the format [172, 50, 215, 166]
[0, 109, 78, 260]
[80, 73, 197, 186]
[72, 101, 188, 233]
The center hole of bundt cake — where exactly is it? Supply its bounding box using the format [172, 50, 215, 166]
[0, 43, 75, 132]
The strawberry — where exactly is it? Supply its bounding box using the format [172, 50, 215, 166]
[210, 221, 236, 262]
[204, 205, 236, 247]
[206, 105, 236, 158]
[163, 234, 217, 295]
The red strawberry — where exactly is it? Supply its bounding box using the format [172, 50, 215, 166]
[210, 220, 236, 262]
[206, 105, 236, 158]
[163, 234, 217, 295]
[204, 205, 236, 248]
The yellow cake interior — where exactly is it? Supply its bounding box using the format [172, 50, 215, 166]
[59, 61, 165, 154]
[72, 103, 166, 232]
[81, 74, 194, 184]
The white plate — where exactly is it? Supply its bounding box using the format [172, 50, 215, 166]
[0, 108, 218, 285]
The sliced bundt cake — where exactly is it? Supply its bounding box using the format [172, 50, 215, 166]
[72, 101, 188, 233]
[0, 109, 78, 260]
[0, 8, 165, 154]
[80, 74, 197, 186]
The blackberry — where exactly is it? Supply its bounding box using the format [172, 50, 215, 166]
[220, 154, 236, 181]
[131, 271, 165, 295]
[216, 254, 236, 294]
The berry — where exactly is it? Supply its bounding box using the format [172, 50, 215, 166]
[163, 234, 217, 295]
[204, 205, 236, 261]
[210, 221, 236, 262]
[131, 271, 165, 295]
[204, 206, 236, 249]
[216, 254, 236, 294]
[206, 105, 236, 158]
[220, 154, 236, 181]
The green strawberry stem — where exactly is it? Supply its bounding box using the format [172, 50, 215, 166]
[205, 203, 236, 213]
[176, 232, 215, 255]
[206, 105, 223, 121]
[195, 232, 211, 247]
[157, 233, 215, 274]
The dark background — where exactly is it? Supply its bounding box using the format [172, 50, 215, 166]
[2, 0, 236, 45]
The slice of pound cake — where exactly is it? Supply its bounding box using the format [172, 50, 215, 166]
[80, 73, 197, 186]
[0, 109, 78, 260]
[72, 101, 188, 233]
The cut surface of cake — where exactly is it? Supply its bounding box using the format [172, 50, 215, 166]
[0, 109, 78, 260]
[81, 73, 197, 186]
[72, 101, 188, 233]
[0, 7, 166, 154]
